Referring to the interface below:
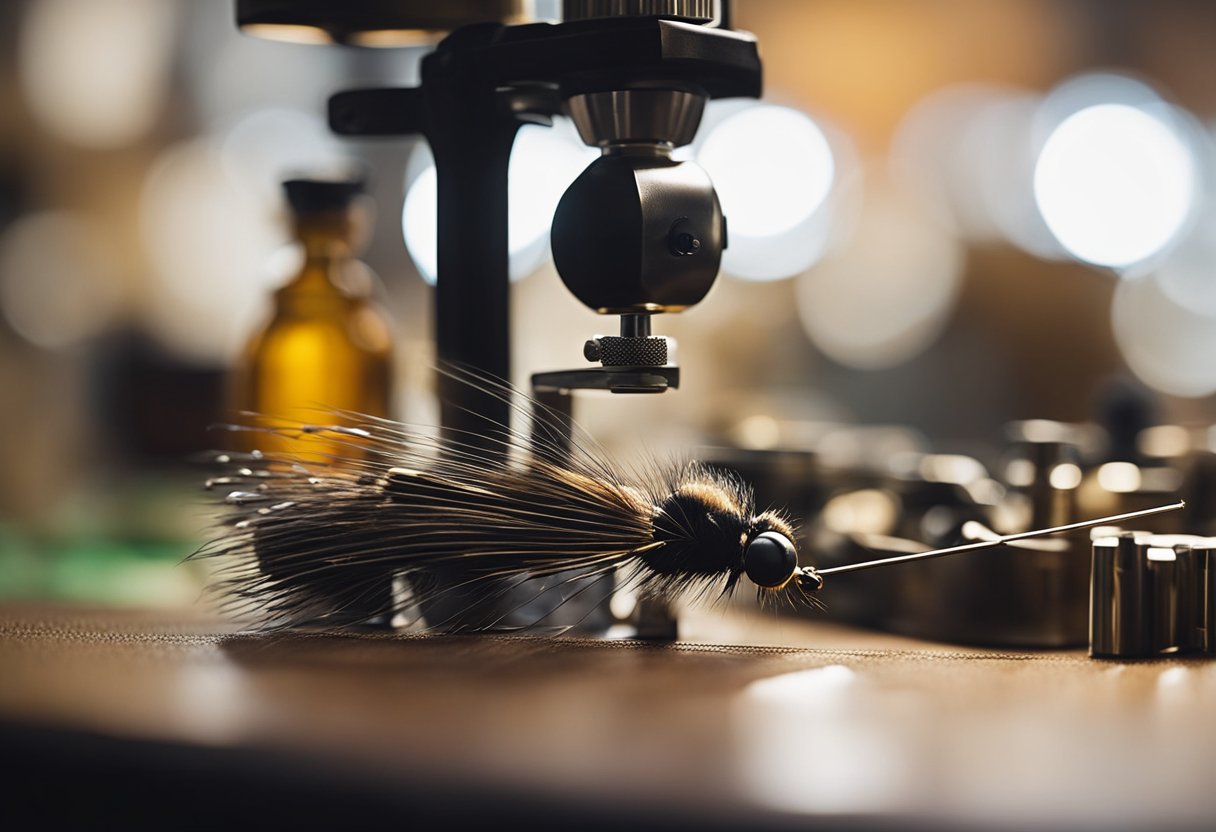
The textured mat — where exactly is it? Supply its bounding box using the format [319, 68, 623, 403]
[3, 603, 1214, 830]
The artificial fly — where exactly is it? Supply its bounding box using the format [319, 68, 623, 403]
[195, 368, 1185, 633]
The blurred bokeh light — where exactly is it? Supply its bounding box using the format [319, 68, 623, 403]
[1111, 271, 1216, 397]
[1156, 205, 1216, 316]
[402, 119, 596, 284]
[889, 84, 1062, 257]
[794, 179, 964, 369]
[0, 212, 126, 349]
[698, 104, 845, 281]
[1034, 102, 1197, 270]
[18, 0, 176, 149]
[700, 105, 835, 238]
[219, 107, 350, 206]
[138, 136, 284, 362]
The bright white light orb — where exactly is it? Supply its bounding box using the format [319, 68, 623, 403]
[1034, 104, 1196, 269]
[401, 165, 438, 283]
[402, 122, 596, 285]
[699, 106, 835, 237]
[697, 105, 841, 282]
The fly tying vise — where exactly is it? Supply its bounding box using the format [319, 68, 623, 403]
[196, 371, 1185, 632]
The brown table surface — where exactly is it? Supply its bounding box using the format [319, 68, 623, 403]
[2, 601, 1214, 830]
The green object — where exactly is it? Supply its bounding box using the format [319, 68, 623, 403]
[0, 525, 207, 608]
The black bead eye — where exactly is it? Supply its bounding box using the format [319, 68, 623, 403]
[744, 531, 798, 588]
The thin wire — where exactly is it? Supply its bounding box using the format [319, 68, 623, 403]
[814, 500, 1186, 578]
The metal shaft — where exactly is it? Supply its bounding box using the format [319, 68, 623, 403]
[815, 501, 1186, 577]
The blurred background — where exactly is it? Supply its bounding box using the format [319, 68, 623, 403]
[2, 0, 1216, 617]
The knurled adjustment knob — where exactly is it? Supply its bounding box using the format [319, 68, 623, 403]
[585, 335, 669, 367]
[562, 0, 718, 23]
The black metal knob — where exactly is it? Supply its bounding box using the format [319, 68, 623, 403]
[585, 336, 668, 367]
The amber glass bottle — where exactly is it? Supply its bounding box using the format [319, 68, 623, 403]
[231, 178, 394, 461]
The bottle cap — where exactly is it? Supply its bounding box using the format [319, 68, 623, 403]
[283, 176, 366, 215]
